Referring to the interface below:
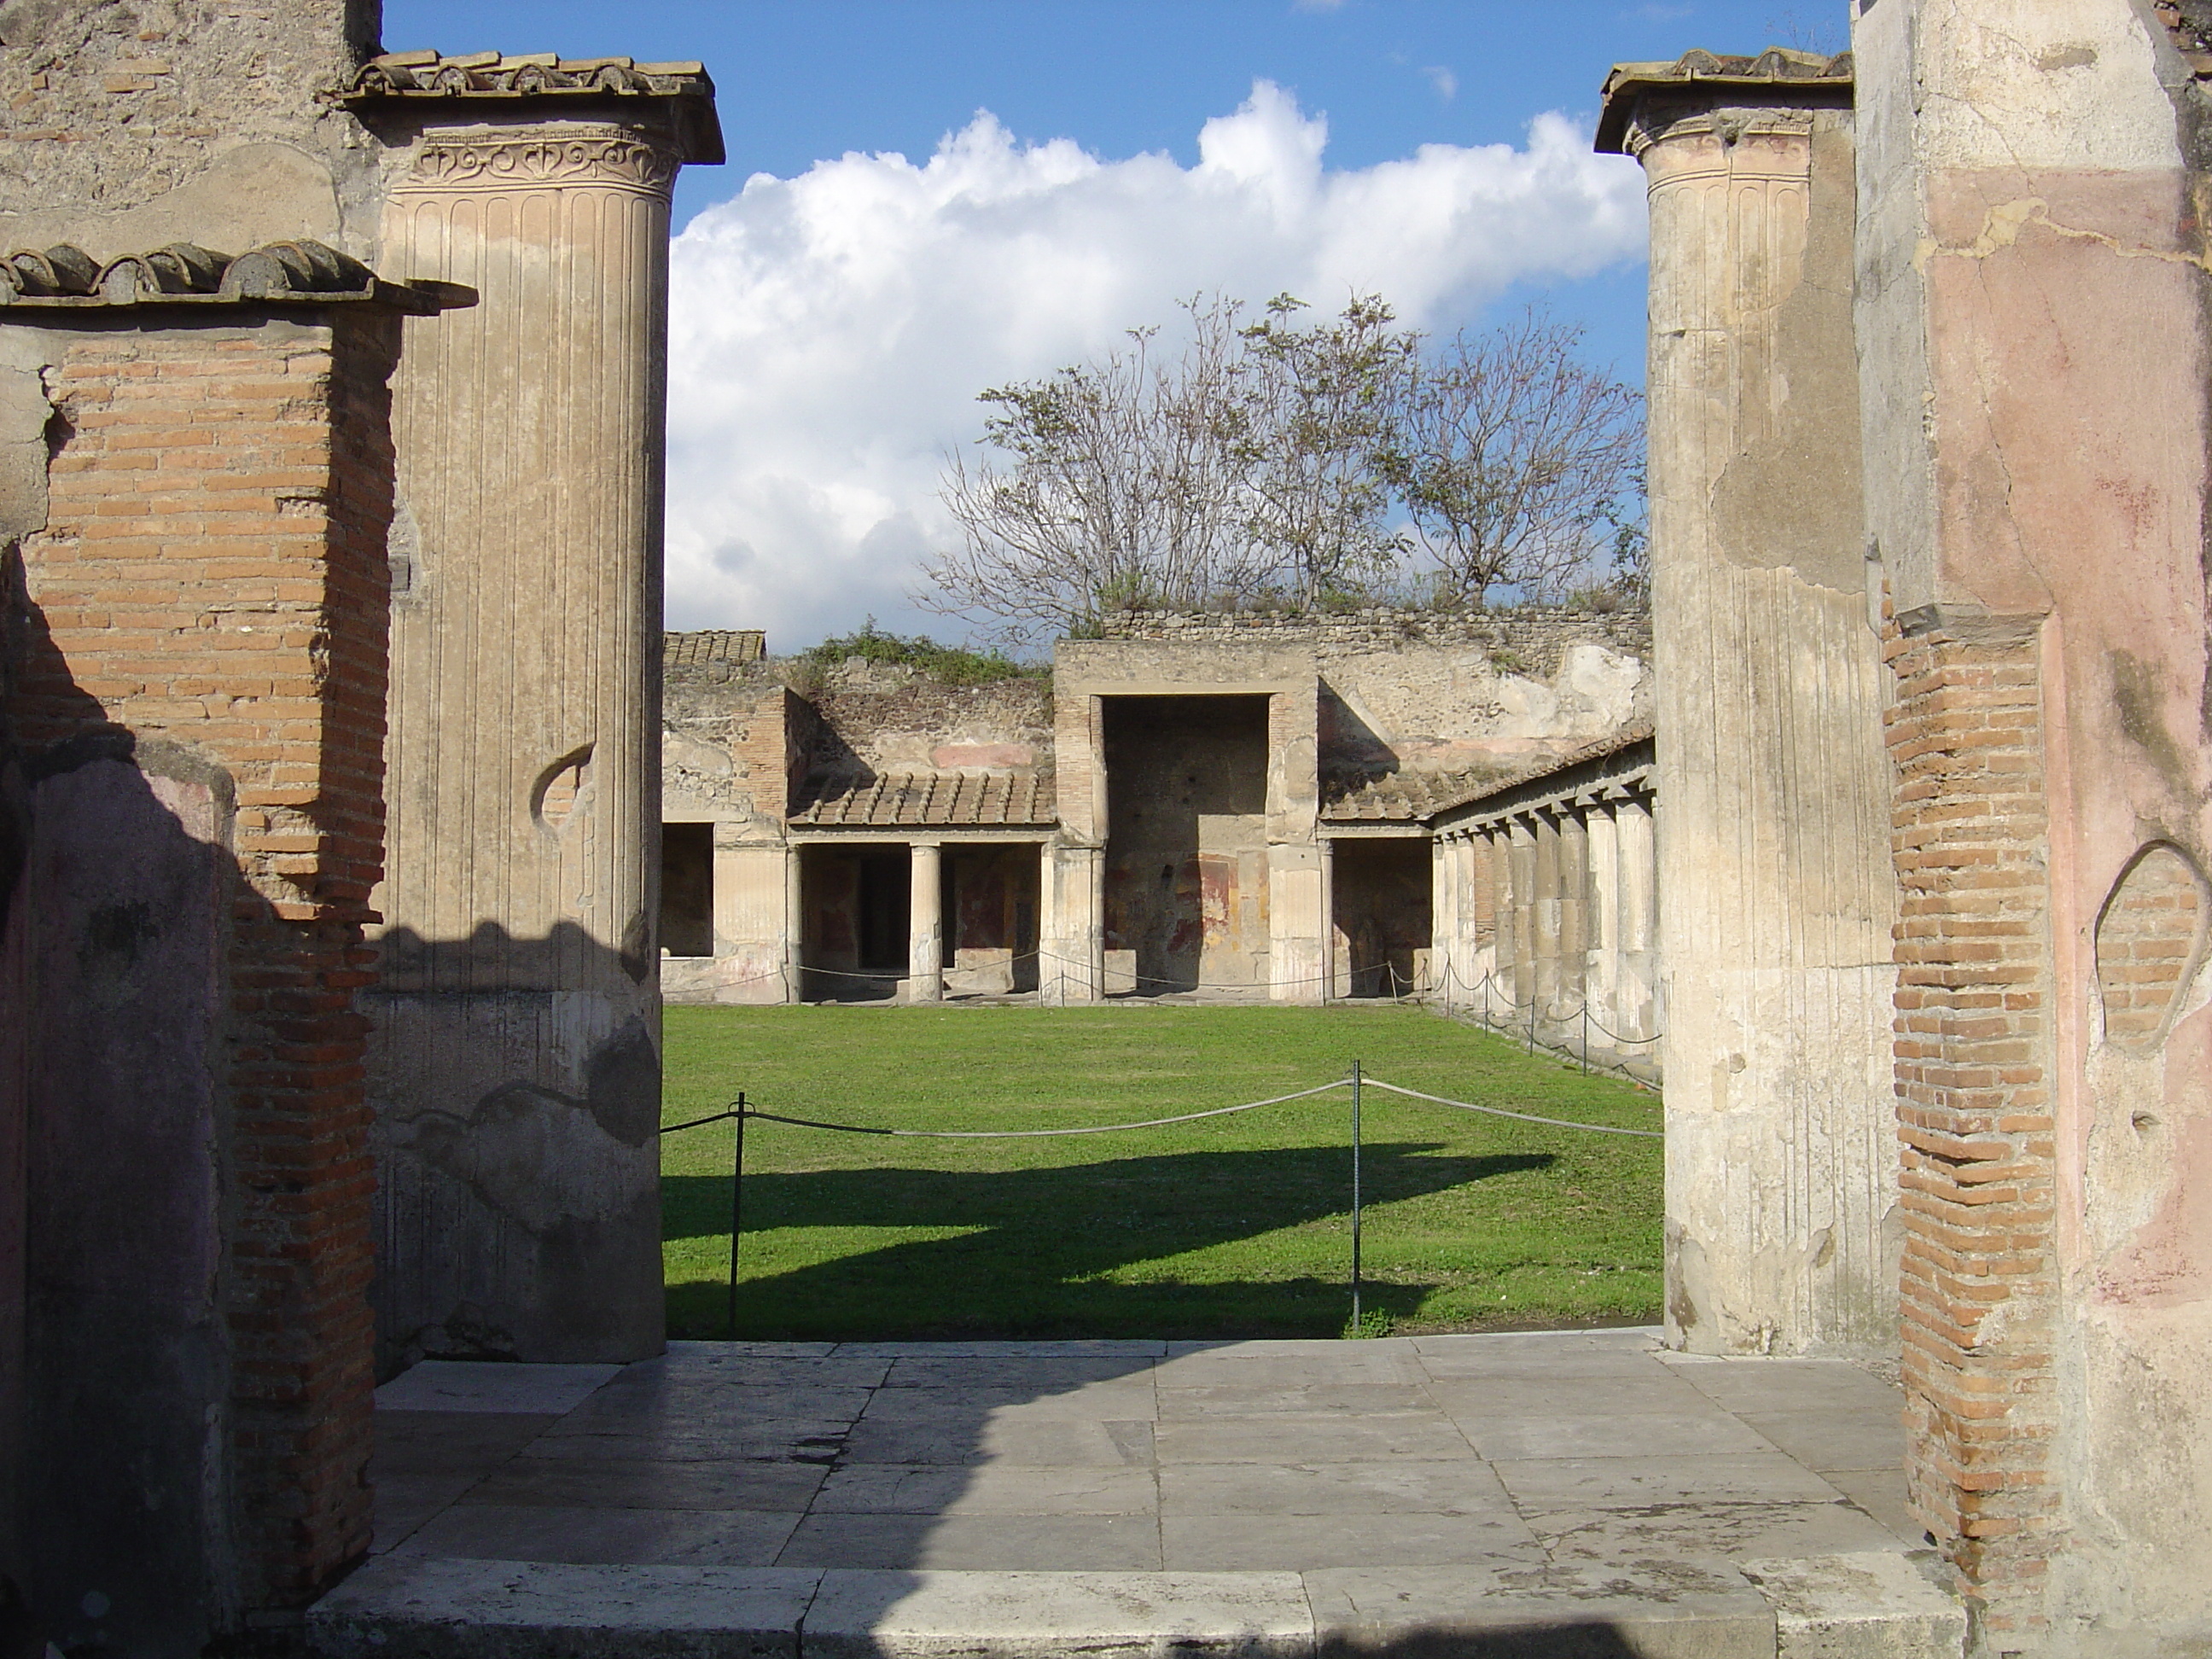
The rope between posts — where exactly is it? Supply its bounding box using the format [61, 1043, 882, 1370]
[1358, 1076, 1662, 1138]
[661, 1076, 1656, 1144]
[744, 1080, 1352, 1138]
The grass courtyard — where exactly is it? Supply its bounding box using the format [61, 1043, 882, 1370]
[660, 1004, 1662, 1341]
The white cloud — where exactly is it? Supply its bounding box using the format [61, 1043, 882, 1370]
[665, 81, 1647, 647]
[1423, 65, 1458, 102]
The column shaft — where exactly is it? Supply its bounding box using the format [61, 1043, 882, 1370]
[908, 842, 943, 1002]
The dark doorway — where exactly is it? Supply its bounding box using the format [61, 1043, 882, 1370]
[1331, 837, 1431, 998]
[800, 843, 911, 999]
[660, 822, 713, 958]
[945, 843, 1041, 994]
[1103, 696, 1271, 993]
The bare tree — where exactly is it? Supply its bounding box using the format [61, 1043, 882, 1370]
[1382, 311, 1643, 606]
[922, 296, 1269, 646]
[1238, 294, 1417, 606]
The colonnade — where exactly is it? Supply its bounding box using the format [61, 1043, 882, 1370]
[1430, 756, 1659, 1066]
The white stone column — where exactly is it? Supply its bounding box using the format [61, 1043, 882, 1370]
[908, 841, 943, 1003]
[364, 97, 716, 1367]
[1586, 802, 1621, 1042]
[1507, 817, 1538, 1016]
[1615, 794, 1658, 1042]
[713, 833, 790, 1005]
[1532, 812, 1563, 1029]
[1557, 806, 1589, 1022]
[1612, 64, 1897, 1355]
[1040, 842, 1103, 1004]
[785, 843, 805, 1001]
[1430, 835, 1457, 1006]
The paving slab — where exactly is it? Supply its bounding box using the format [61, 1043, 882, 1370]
[1533, 1501, 1916, 1570]
[347, 1335, 1955, 1654]
[1156, 1385, 1435, 1420]
[309, 1556, 821, 1658]
[1302, 1563, 1775, 1659]
[629, 1352, 895, 1388]
[1153, 1415, 1475, 1464]
[375, 1362, 622, 1416]
[461, 1456, 830, 1513]
[841, 1417, 1155, 1467]
[1161, 1459, 1516, 1516]
[1738, 1551, 1966, 1657]
[523, 1417, 855, 1464]
[862, 1383, 1158, 1423]
[836, 1340, 1168, 1358]
[372, 1475, 486, 1556]
[800, 1569, 1313, 1659]
[1424, 1374, 1717, 1418]
[816, 1464, 1158, 1516]
[1736, 1410, 1906, 1474]
[882, 1356, 1160, 1389]
[562, 1382, 877, 1424]
[1461, 1412, 1779, 1462]
[393, 1504, 806, 1568]
[1163, 1513, 1544, 1572]
[1657, 1357, 1904, 1417]
[1819, 1470, 1924, 1548]
[374, 1412, 563, 1478]
[777, 1514, 1164, 1571]
[1493, 1453, 1845, 1513]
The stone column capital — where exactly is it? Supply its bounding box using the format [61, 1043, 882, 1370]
[396, 121, 689, 201]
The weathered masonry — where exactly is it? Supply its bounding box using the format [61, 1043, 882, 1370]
[0, 15, 718, 1654]
[1603, 9, 2212, 1650]
[658, 608, 1653, 1008]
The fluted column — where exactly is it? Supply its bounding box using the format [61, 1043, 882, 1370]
[1606, 61, 1897, 1354]
[1557, 807, 1589, 1021]
[908, 841, 943, 1003]
[1586, 801, 1621, 1040]
[1617, 794, 1658, 1042]
[1507, 817, 1538, 1014]
[364, 106, 713, 1368]
[1532, 811, 1563, 1027]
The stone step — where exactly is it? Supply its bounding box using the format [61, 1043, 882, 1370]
[308, 1551, 1965, 1659]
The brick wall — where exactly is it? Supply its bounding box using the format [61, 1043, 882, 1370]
[1883, 614, 2060, 1635]
[10, 315, 396, 1615]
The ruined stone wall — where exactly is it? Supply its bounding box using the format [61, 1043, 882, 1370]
[802, 663, 1053, 783]
[1098, 608, 1653, 783]
[0, 0, 383, 259]
[0, 312, 395, 1650]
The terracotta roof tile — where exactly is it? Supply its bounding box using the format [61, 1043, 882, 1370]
[791, 771, 1056, 828]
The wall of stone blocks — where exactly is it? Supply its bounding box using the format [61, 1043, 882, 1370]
[0, 312, 395, 1650]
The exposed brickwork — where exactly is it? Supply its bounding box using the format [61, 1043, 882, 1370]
[1883, 616, 2060, 1635]
[12, 317, 396, 1609]
[2093, 845, 2203, 1048]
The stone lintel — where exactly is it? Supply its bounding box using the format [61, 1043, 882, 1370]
[1595, 46, 1852, 154]
[329, 51, 725, 165]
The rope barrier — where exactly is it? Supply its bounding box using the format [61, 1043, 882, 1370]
[1358, 1076, 1662, 1138]
[741, 1080, 1352, 1138]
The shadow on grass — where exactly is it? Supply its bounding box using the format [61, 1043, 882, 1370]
[664, 1142, 1551, 1340]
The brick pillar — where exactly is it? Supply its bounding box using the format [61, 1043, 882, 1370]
[2, 314, 398, 1646]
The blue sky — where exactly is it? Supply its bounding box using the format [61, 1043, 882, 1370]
[378, 1, 1849, 643]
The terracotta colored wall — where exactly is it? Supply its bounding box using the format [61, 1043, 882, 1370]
[0, 315, 394, 1647]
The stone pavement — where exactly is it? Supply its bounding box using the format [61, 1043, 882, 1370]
[311, 1330, 1965, 1656]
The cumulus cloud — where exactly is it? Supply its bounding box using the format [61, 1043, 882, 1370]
[665, 81, 1646, 646]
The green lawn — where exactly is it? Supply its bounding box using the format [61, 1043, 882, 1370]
[661, 1004, 1662, 1341]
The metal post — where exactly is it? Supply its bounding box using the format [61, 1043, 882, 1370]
[1581, 1002, 1589, 1074]
[728, 1092, 748, 1339]
[1350, 1060, 1364, 1335]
